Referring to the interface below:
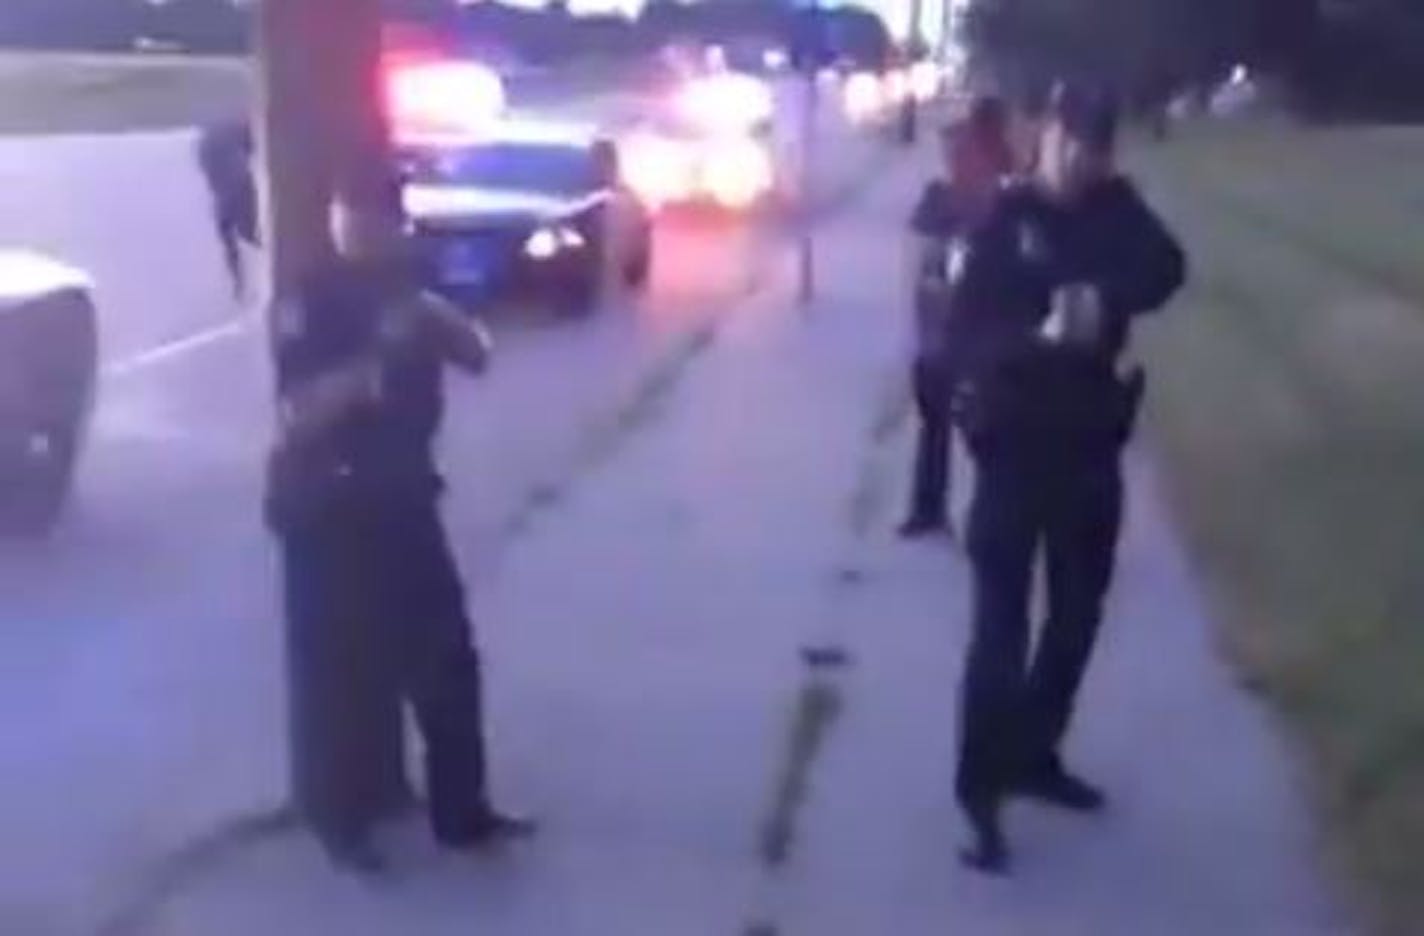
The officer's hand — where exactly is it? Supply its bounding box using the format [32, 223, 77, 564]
[413, 291, 493, 375]
[1043, 283, 1105, 348]
[378, 299, 423, 349]
[277, 358, 384, 446]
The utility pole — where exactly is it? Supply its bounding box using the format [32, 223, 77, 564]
[795, 1, 823, 306]
[899, 0, 926, 144]
[798, 38, 818, 306]
[255, 0, 413, 833]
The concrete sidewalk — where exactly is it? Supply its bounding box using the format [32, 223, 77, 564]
[128, 145, 1344, 936]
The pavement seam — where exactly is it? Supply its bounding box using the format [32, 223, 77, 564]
[737, 152, 920, 932]
[93, 805, 299, 936]
[738, 368, 910, 934]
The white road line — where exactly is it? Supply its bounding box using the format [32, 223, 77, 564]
[101, 318, 250, 380]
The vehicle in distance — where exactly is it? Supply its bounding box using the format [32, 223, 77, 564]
[0, 251, 97, 535]
[399, 120, 653, 317]
[614, 69, 779, 215]
[620, 113, 778, 215]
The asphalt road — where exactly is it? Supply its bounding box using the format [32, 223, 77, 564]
[0, 86, 892, 934]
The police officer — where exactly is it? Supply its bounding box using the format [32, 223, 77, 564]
[196, 120, 259, 299]
[267, 188, 531, 871]
[900, 97, 1014, 539]
[950, 87, 1187, 872]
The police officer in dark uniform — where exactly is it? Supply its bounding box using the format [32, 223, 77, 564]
[196, 120, 259, 299]
[949, 87, 1187, 872]
[900, 97, 1014, 539]
[267, 190, 531, 871]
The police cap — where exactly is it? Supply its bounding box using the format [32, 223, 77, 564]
[1048, 84, 1120, 153]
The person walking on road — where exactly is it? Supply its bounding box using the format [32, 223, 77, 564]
[196, 120, 260, 300]
[949, 86, 1187, 872]
[900, 97, 1015, 539]
[265, 187, 531, 872]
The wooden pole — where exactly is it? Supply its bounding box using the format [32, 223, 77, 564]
[797, 5, 820, 308]
[255, 0, 413, 832]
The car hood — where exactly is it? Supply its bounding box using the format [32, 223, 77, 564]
[404, 185, 596, 227]
[0, 251, 92, 311]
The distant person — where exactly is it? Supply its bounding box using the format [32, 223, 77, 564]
[950, 86, 1187, 872]
[900, 98, 1014, 539]
[196, 120, 259, 300]
[265, 186, 531, 872]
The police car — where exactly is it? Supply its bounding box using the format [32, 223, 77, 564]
[399, 119, 654, 316]
[617, 72, 780, 214]
[0, 251, 98, 535]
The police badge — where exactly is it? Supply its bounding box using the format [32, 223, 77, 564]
[945, 237, 971, 285]
[1018, 222, 1048, 264]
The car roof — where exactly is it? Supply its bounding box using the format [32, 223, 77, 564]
[0, 250, 92, 305]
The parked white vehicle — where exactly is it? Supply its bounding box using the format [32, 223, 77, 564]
[0, 251, 97, 535]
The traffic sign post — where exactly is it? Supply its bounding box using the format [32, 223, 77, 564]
[798, 53, 818, 307]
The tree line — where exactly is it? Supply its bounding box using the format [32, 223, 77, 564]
[0, 0, 893, 75]
[963, 0, 1424, 121]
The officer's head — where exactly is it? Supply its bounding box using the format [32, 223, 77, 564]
[940, 96, 1014, 200]
[1037, 85, 1120, 201]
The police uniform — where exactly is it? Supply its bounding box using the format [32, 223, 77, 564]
[903, 179, 975, 532]
[950, 166, 1186, 863]
[267, 260, 495, 853]
[196, 122, 258, 290]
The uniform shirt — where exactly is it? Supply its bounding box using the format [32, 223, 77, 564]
[196, 121, 258, 243]
[271, 258, 445, 506]
[953, 174, 1186, 446]
[911, 178, 979, 364]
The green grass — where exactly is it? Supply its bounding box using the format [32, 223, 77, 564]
[0, 53, 250, 134]
[1133, 123, 1424, 935]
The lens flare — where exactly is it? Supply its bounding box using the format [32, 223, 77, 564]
[387, 60, 506, 142]
[843, 71, 883, 124]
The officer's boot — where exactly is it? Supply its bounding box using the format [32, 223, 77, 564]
[959, 796, 1009, 874]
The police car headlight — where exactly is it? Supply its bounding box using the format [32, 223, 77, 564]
[524, 225, 584, 260]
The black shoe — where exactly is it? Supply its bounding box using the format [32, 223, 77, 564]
[958, 799, 1009, 875]
[899, 515, 948, 539]
[1013, 764, 1106, 813]
[436, 809, 538, 851]
[321, 833, 388, 876]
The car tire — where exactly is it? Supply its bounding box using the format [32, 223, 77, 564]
[0, 423, 81, 537]
[557, 265, 601, 318]
[625, 241, 652, 289]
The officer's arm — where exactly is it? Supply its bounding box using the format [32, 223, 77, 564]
[410, 290, 494, 376]
[1097, 186, 1188, 318]
[907, 184, 951, 299]
[278, 364, 381, 445]
[271, 296, 379, 446]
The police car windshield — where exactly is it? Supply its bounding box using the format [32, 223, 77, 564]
[412, 142, 599, 197]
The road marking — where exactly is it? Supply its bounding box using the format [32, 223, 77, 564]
[102, 318, 250, 380]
